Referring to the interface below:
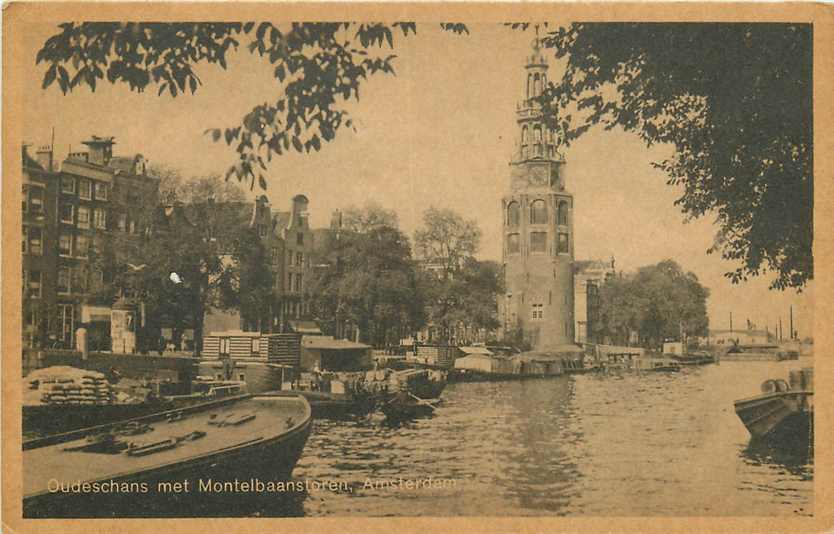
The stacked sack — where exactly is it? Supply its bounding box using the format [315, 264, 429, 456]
[29, 366, 114, 406]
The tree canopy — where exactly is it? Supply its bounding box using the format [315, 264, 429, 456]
[594, 259, 710, 348]
[535, 23, 812, 291]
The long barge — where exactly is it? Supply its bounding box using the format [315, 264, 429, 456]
[23, 393, 312, 518]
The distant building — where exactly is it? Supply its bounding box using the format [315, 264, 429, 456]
[573, 258, 616, 344]
[499, 37, 575, 350]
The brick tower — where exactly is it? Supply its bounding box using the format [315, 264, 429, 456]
[500, 36, 574, 350]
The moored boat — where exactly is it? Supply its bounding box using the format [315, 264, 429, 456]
[381, 391, 440, 421]
[23, 392, 312, 517]
[734, 368, 813, 449]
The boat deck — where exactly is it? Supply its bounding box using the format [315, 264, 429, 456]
[24, 395, 308, 498]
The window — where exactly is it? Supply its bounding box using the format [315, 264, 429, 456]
[557, 232, 570, 254]
[60, 203, 74, 224]
[94, 182, 108, 201]
[129, 220, 136, 234]
[272, 247, 280, 264]
[73, 268, 87, 292]
[29, 186, 44, 213]
[296, 252, 304, 267]
[251, 338, 260, 354]
[76, 235, 90, 257]
[28, 227, 43, 255]
[22, 184, 29, 212]
[57, 267, 71, 294]
[117, 213, 127, 232]
[28, 270, 42, 299]
[61, 176, 76, 194]
[295, 273, 303, 292]
[296, 232, 304, 246]
[58, 304, 74, 343]
[521, 125, 529, 145]
[59, 234, 73, 257]
[77, 207, 90, 229]
[530, 199, 547, 224]
[530, 232, 547, 253]
[79, 179, 92, 200]
[557, 200, 569, 226]
[507, 201, 520, 227]
[532, 303, 544, 320]
[288, 273, 294, 292]
[94, 208, 107, 229]
[507, 233, 520, 254]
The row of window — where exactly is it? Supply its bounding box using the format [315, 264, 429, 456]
[520, 124, 555, 146]
[507, 199, 569, 226]
[23, 226, 96, 259]
[507, 232, 569, 254]
[61, 176, 109, 201]
[23, 267, 103, 298]
[59, 204, 107, 229]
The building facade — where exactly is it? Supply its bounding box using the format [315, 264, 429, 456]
[499, 38, 575, 350]
[21, 137, 158, 349]
[573, 259, 616, 344]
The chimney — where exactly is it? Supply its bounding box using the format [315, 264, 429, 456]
[35, 145, 54, 171]
[82, 136, 115, 166]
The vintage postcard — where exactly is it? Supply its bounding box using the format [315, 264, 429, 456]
[2, 2, 833, 532]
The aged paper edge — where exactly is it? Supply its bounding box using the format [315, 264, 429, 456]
[2, 2, 833, 532]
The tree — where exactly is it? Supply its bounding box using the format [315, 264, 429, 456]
[531, 23, 812, 290]
[308, 213, 424, 347]
[414, 207, 494, 343]
[341, 201, 398, 233]
[36, 22, 468, 190]
[414, 207, 481, 278]
[152, 164, 246, 205]
[595, 260, 710, 348]
[221, 227, 275, 332]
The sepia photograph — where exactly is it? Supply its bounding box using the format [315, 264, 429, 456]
[2, 3, 829, 530]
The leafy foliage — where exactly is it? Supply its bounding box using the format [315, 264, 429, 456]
[595, 259, 710, 348]
[535, 23, 812, 290]
[152, 163, 246, 205]
[413, 207, 499, 342]
[340, 201, 399, 233]
[37, 22, 468, 191]
[308, 214, 424, 347]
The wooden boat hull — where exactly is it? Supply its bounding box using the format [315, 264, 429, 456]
[23, 394, 312, 518]
[734, 391, 813, 447]
[23, 401, 176, 440]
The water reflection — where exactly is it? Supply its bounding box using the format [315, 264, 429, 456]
[278, 359, 813, 517]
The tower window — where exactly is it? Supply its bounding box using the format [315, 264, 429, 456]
[557, 200, 569, 226]
[507, 202, 520, 227]
[507, 233, 520, 254]
[532, 303, 544, 321]
[530, 199, 547, 224]
[557, 233, 570, 254]
[530, 232, 547, 253]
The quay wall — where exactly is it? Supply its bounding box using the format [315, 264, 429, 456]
[34, 350, 195, 387]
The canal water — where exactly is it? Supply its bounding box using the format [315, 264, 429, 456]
[283, 358, 813, 517]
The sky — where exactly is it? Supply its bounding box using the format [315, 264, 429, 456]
[21, 23, 813, 338]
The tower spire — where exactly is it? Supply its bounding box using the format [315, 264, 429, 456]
[514, 32, 561, 163]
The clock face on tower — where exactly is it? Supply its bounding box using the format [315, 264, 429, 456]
[530, 166, 548, 186]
